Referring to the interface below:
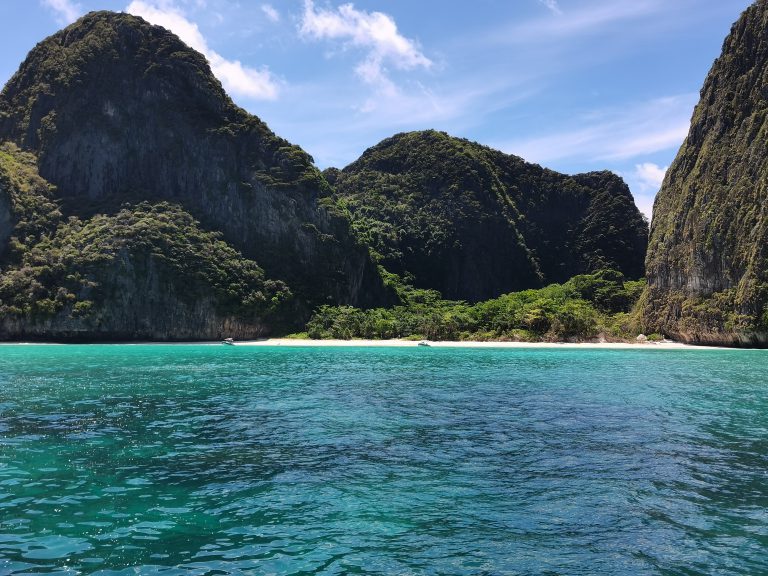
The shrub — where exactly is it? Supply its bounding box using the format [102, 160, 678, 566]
[305, 269, 646, 342]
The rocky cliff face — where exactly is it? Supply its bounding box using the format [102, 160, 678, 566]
[330, 130, 648, 302]
[0, 249, 273, 342]
[0, 11, 387, 316]
[0, 185, 11, 257]
[0, 143, 293, 340]
[644, 1, 768, 346]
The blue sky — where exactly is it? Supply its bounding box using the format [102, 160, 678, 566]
[0, 0, 754, 217]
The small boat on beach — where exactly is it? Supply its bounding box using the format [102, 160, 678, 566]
[418, 340, 430, 347]
[222, 338, 235, 346]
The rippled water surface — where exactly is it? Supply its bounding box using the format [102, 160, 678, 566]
[1, 345, 767, 575]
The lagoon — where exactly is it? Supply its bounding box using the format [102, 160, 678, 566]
[1, 345, 767, 574]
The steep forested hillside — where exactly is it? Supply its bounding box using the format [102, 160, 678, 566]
[644, 1, 768, 346]
[0, 10, 387, 319]
[0, 143, 292, 340]
[328, 130, 648, 302]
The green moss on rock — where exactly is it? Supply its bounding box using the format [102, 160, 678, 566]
[644, 1, 768, 346]
[0, 10, 387, 314]
[329, 130, 648, 302]
[0, 145, 294, 340]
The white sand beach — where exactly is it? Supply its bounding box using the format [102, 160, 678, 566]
[234, 338, 712, 349]
[0, 339, 724, 349]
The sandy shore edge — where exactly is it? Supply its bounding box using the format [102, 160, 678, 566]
[0, 340, 735, 350]
[233, 338, 715, 350]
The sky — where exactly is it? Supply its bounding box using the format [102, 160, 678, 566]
[0, 0, 755, 218]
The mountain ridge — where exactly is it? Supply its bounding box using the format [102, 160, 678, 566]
[0, 10, 388, 315]
[329, 129, 648, 302]
[0, 10, 660, 341]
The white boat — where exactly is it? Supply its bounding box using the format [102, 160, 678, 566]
[418, 340, 430, 347]
[222, 338, 235, 346]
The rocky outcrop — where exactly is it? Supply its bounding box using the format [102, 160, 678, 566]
[0, 11, 387, 314]
[644, 1, 768, 346]
[0, 249, 272, 342]
[330, 130, 648, 302]
[0, 145, 293, 341]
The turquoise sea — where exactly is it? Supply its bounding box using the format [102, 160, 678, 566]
[1, 345, 767, 575]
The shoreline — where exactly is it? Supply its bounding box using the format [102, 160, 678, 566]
[0, 339, 740, 350]
[233, 338, 718, 350]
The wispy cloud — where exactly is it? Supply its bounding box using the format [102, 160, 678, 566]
[41, 0, 82, 25]
[269, 73, 539, 171]
[537, 0, 562, 16]
[261, 4, 280, 23]
[498, 94, 695, 165]
[299, 0, 431, 98]
[126, 0, 279, 100]
[497, 0, 663, 43]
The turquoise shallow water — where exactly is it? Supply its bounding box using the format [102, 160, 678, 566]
[0, 345, 767, 575]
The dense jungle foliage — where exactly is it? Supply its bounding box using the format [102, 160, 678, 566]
[0, 143, 291, 326]
[305, 269, 647, 342]
[328, 130, 648, 302]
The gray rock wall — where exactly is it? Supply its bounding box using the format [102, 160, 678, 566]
[0, 11, 387, 312]
[644, 0, 768, 346]
[0, 249, 269, 341]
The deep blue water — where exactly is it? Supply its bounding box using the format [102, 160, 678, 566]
[0, 344, 767, 575]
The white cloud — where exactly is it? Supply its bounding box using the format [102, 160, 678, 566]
[268, 73, 540, 172]
[538, 0, 562, 16]
[613, 164, 668, 221]
[626, 162, 667, 221]
[41, 0, 82, 25]
[261, 4, 280, 23]
[633, 162, 668, 192]
[299, 0, 431, 94]
[498, 94, 695, 165]
[492, 94, 693, 221]
[631, 193, 655, 222]
[126, 0, 279, 100]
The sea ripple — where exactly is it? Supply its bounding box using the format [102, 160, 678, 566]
[0, 345, 766, 574]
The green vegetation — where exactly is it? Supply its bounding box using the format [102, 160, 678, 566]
[306, 269, 645, 342]
[328, 130, 648, 302]
[0, 202, 291, 320]
[0, 143, 291, 331]
[0, 142, 60, 251]
[0, 10, 386, 316]
[643, 1, 768, 345]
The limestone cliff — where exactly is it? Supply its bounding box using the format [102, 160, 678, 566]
[330, 130, 648, 302]
[0, 11, 387, 317]
[0, 144, 292, 341]
[644, 1, 768, 346]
